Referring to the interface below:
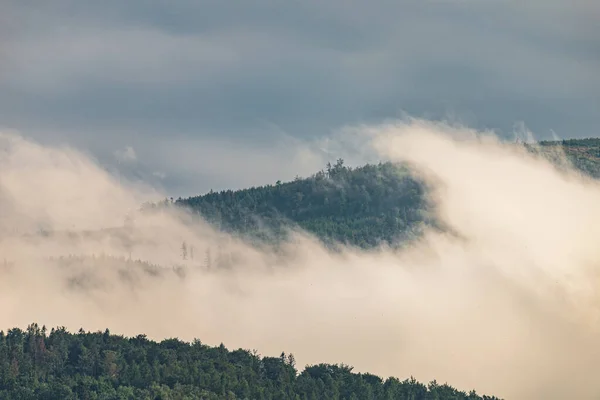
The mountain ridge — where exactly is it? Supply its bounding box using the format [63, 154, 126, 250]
[173, 139, 600, 248]
[0, 323, 502, 400]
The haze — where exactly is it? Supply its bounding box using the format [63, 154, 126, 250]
[1, 120, 600, 399]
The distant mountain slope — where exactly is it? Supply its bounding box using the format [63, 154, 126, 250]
[177, 160, 429, 248]
[176, 140, 600, 248]
[536, 138, 600, 178]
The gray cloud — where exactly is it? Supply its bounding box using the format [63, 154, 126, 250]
[1, 0, 598, 194]
[114, 146, 137, 163]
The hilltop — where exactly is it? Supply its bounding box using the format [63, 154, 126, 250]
[175, 160, 430, 249]
[174, 159, 429, 248]
[174, 139, 600, 248]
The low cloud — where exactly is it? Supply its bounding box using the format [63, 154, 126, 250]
[1, 119, 600, 399]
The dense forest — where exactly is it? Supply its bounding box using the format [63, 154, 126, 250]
[171, 160, 430, 249]
[534, 138, 600, 178]
[170, 139, 600, 248]
[0, 324, 500, 400]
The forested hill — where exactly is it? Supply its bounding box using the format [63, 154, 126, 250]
[0, 324, 501, 400]
[175, 160, 429, 248]
[535, 138, 600, 178]
[174, 139, 600, 248]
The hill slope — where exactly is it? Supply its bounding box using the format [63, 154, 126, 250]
[0, 324, 500, 400]
[536, 138, 600, 178]
[175, 140, 600, 248]
[176, 159, 429, 248]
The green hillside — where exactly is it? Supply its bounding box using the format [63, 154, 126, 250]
[175, 140, 600, 248]
[0, 324, 500, 400]
[175, 160, 429, 248]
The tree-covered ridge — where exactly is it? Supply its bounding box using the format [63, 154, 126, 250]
[539, 138, 600, 148]
[536, 138, 600, 179]
[175, 160, 429, 248]
[0, 324, 501, 400]
[174, 140, 600, 248]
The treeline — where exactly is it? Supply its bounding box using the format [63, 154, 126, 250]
[169, 141, 600, 248]
[533, 138, 600, 179]
[0, 324, 501, 400]
[538, 137, 600, 148]
[171, 160, 429, 248]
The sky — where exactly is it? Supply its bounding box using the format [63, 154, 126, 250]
[1, 0, 599, 196]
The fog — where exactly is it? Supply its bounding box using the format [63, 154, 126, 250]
[1, 120, 599, 399]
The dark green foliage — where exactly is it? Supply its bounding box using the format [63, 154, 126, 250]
[175, 160, 430, 248]
[0, 324, 500, 399]
[538, 138, 600, 148]
[173, 142, 600, 248]
[534, 138, 600, 179]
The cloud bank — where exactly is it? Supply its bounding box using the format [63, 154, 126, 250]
[1, 120, 600, 399]
[2, 0, 598, 195]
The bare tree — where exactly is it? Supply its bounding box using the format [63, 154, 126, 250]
[181, 242, 188, 260]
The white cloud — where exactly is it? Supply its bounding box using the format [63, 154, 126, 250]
[3, 120, 600, 398]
